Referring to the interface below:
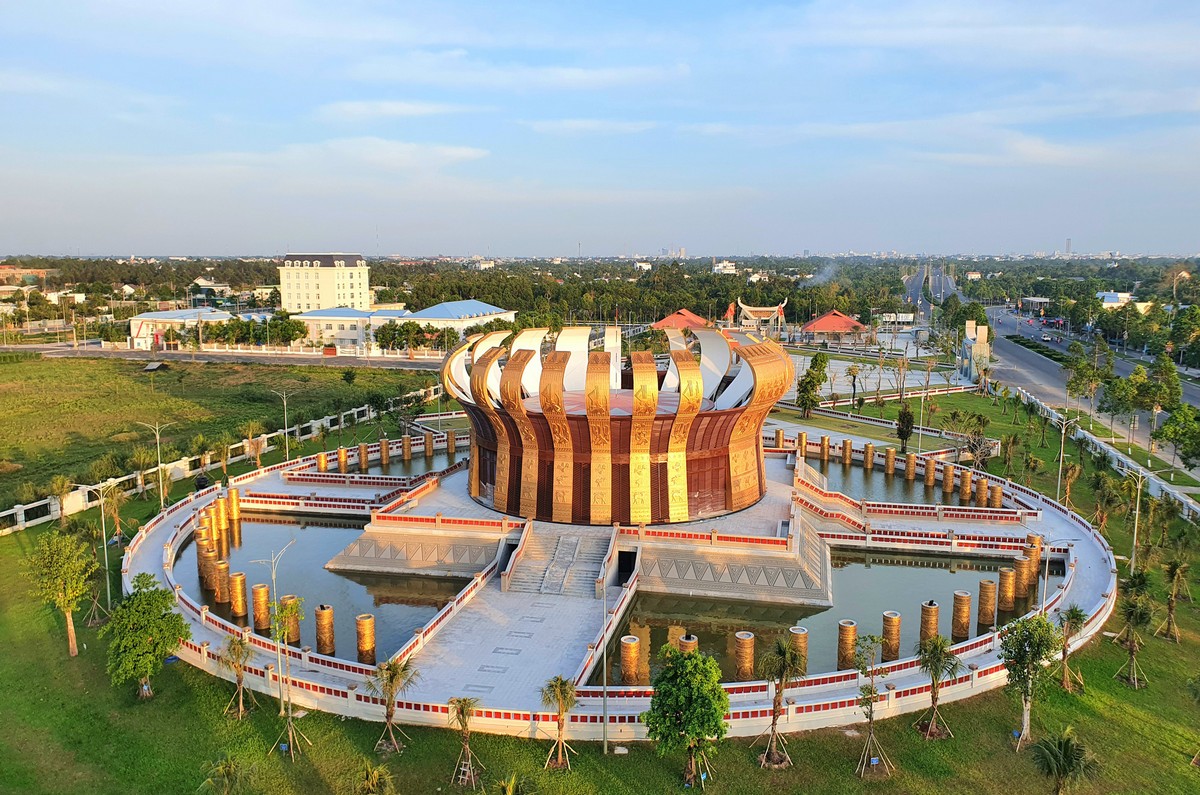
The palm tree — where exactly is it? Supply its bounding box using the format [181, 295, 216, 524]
[846, 363, 860, 408]
[488, 773, 533, 795]
[1060, 463, 1083, 511]
[1115, 596, 1153, 689]
[915, 634, 962, 739]
[757, 636, 806, 766]
[1157, 496, 1183, 547]
[352, 759, 395, 795]
[1157, 558, 1189, 642]
[214, 432, 236, 483]
[219, 635, 255, 719]
[540, 675, 576, 770]
[129, 444, 156, 498]
[47, 474, 74, 527]
[366, 658, 419, 752]
[1090, 475, 1120, 533]
[1056, 604, 1088, 692]
[238, 421, 267, 468]
[99, 480, 129, 544]
[198, 754, 247, 794]
[1023, 452, 1045, 488]
[448, 696, 483, 787]
[1030, 726, 1098, 795]
[1000, 433, 1022, 478]
[1120, 568, 1151, 597]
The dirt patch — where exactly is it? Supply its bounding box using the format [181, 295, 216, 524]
[0, 461, 22, 476]
[109, 432, 141, 443]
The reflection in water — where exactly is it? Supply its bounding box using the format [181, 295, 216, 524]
[353, 450, 467, 478]
[175, 515, 467, 657]
[592, 551, 1064, 685]
[816, 460, 975, 506]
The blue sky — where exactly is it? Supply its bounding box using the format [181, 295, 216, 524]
[1, 1, 1198, 256]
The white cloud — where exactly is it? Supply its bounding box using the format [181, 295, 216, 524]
[523, 119, 658, 135]
[313, 100, 483, 122]
[348, 49, 688, 90]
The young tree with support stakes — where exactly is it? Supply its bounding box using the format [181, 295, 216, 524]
[854, 634, 893, 777]
[896, 402, 914, 454]
[642, 645, 729, 788]
[220, 634, 257, 719]
[100, 572, 190, 698]
[539, 675, 576, 770]
[448, 695, 484, 789]
[1157, 558, 1189, 642]
[1000, 614, 1061, 750]
[756, 636, 806, 768]
[1056, 604, 1089, 693]
[1030, 726, 1099, 795]
[1114, 596, 1153, 689]
[269, 593, 311, 760]
[366, 658, 419, 753]
[25, 530, 97, 658]
[352, 759, 395, 795]
[914, 634, 962, 739]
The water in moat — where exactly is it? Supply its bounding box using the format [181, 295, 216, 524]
[589, 551, 1065, 685]
[315, 448, 467, 478]
[813, 459, 978, 506]
[175, 517, 468, 658]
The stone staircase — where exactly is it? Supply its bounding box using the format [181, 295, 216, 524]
[506, 527, 608, 598]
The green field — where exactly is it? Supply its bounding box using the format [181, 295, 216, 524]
[3, 383, 1200, 793]
[0, 358, 433, 507]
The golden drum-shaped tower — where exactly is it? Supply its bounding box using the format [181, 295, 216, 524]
[441, 327, 794, 525]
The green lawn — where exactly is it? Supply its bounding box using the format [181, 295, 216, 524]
[0, 358, 433, 507]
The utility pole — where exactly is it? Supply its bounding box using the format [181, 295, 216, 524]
[136, 420, 176, 512]
[1128, 469, 1147, 571]
[1053, 416, 1079, 503]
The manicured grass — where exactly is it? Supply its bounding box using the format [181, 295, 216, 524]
[0, 358, 431, 506]
[768, 408, 899, 444]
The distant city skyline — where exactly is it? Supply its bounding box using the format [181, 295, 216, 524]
[1, 2, 1198, 256]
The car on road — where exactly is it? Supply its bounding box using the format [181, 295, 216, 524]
[1041, 333, 1052, 342]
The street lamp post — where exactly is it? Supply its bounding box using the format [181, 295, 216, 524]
[71, 480, 113, 610]
[271, 389, 297, 461]
[1053, 416, 1079, 504]
[252, 539, 296, 716]
[1128, 469, 1148, 572]
[136, 420, 176, 512]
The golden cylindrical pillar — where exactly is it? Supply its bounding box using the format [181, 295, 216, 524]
[952, 590, 971, 641]
[358, 442, 369, 473]
[195, 510, 212, 544]
[977, 579, 997, 628]
[279, 594, 300, 645]
[1027, 533, 1043, 571]
[337, 446, 348, 473]
[1014, 555, 1033, 599]
[841, 438, 852, 465]
[905, 452, 917, 480]
[402, 435, 412, 461]
[315, 604, 335, 656]
[920, 600, 939, 647]
[356, 613, 376, 665]
[679, 634, 699, 654]
[863, 443, 875, 470]
[975, 478, 989, 507]
[667, 625, 686, 649]
[317, 451, 329, 472]
[735, 631, 755, 681]
[229, 572, 248, 617]
[774, 428, 785, 448]
[213, 560, 231, 604]
[924, 460, 937, 487]
[882, 611, 901, 662]
[885, 447, 896, 474]
[797, 431, 808, 460]
[198, 546, 220, 591]
[837, 620, 857, 670]
[447, 431, 457, 456]
[789, 626, 808, 674]
[959, 467, 973, 500]
[820, 435, 830, 462]
[998, 567, 1016, 612]
[989, 484, 1003, 508]
[423, 430, 434, 458]
[228, 488, 241, 521]
[942, 463, 956, 494]
[379, 438, 390, 467]
[621, 635, 641, 684]
[252, 583, 271, 632]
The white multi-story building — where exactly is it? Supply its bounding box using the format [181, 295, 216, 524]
[278, 253, 370, 313]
